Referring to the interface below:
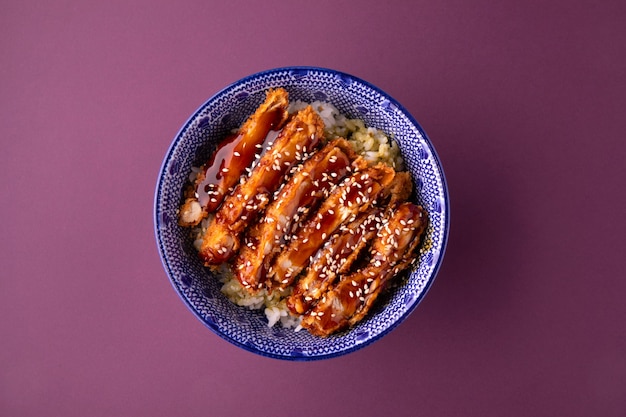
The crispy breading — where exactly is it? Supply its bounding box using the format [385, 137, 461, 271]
[287, 207, 383, 315]
[233, 138, 363, 293]
[300, 203, 427, 337]
[198, 106, 324, 266]
[268, 164, 396, 291]
[177, 89, 289, 227]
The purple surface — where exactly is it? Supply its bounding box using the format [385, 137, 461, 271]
[1, 0, 625, 416]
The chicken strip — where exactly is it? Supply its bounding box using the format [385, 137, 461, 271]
[198, 106, 324, 266]
[268, 164, 396, 291]
[287, 171, 415, 315]
[287, 207, 383, 315]
[178, 88, 289, 226]
[233, 139, 365, 292]
[300, 202, 428, 337]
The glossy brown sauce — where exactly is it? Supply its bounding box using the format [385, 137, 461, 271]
[196, 109, 285, 211]
[235, 145, 352, 291]
[285, 175, 376, 268]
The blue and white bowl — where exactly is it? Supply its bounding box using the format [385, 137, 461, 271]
[154, 67, 449, 360]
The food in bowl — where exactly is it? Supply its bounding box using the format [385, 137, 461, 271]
[176, 88, 428, 336]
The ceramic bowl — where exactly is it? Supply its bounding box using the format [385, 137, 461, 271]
[154, 67, 449, 360]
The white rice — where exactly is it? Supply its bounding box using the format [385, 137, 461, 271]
[219, 264, 303, 331]
[195, 101, 404, 329]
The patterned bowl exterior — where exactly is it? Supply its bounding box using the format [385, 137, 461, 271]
[154, 67, 449, 360]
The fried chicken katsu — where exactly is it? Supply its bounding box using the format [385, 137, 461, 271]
[287, 208, 383, 315]
[177, 91, 428, 336]
[178, 88, 289, 227]
[267, 164, 395, 291]
[233, 138, 366, 292]
[300, 203, 428, 337]
[199, 105, 324, 266]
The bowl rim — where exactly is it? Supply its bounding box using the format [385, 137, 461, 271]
[154, 66, 450, 360]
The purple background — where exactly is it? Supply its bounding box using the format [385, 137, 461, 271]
[2, 1, 625, 416]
